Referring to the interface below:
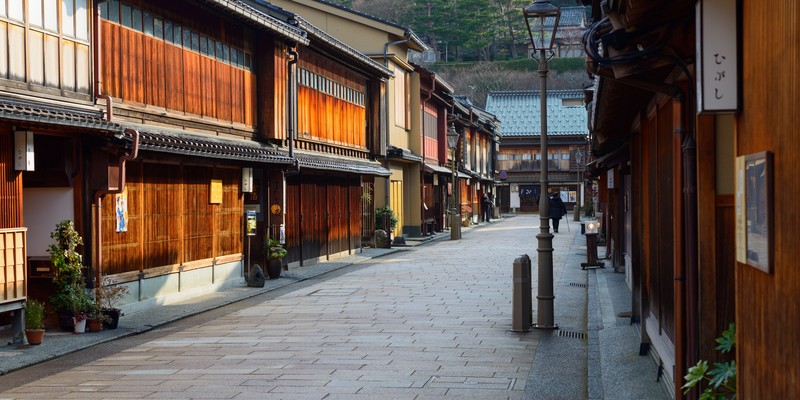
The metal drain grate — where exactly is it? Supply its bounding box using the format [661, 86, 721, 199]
[569, 282, 587, 288]
[557, 330, 587, 340]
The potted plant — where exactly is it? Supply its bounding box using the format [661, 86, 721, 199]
[86, 299, 105, 332]
[24, 299, 46, 345]
[375, 206, 398, 232]
[48, 220, 92, 331]
[264, 237, 287, 279]
[94, 275, 130, 330]
[461, 205, 472, 227]
[375, 207, 398, 248]
[55, 282, 92, 334]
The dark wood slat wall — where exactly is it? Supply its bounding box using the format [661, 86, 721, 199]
[737, 1, 800, 397]
[0, 129, 23, 228]
[100, 20, 255, 126]
[101, 161, 242, 277]
[656, 102, 676, 343]
[287, 177, 363, 263]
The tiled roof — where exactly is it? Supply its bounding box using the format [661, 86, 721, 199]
[204, 0, 308, 45]
[307, 0, 427, 51]
[294, 151, 390, 177]
[0, 96, 122, 133]
[122, 124, 293, 164]
[123, 123, 390, 176]
[558, 6, 588, 28]
[485, 90, 588, 137]
[296, 16, 392, 77]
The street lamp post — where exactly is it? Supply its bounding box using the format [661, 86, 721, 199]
[447, 124, 461, 240]
[524, 0, 560, 329]
[574, 148, 583, 221]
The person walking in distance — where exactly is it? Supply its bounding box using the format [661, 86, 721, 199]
[482, 193, 493, 222]
[549, 192, 567, 232]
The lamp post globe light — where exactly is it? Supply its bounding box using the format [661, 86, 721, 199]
[524, 0, 560, 329]
[447, 123, 461, 240]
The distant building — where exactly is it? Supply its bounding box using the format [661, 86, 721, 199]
[485, 90, 588, 213]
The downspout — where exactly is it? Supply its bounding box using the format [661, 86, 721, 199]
[382, 38, 410, 208]
[94, 128, 139, 286]
[283, 46, 299, 256]
[93, 3, 112, 121]
[287, 46, 299, 162]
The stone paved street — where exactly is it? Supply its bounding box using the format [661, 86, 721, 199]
[0, 215, 587, 400]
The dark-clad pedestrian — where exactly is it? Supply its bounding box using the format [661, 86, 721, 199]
[549, 192, 567, 232]
[482, 193, 492, 222]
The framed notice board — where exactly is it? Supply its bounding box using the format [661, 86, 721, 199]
[736, 151, 773, 273]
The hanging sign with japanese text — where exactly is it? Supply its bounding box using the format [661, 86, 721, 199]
[696, 0, 739, 113]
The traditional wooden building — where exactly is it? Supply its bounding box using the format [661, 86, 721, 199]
[0, 0, 391, 324]
[451, 96, 499, 225]
[582, 0, 800, 397]
[271, 9, 392, 265]
[485, 90, 588, 214]
[267, 0, 429, 240]
[414, 63, 454, 235]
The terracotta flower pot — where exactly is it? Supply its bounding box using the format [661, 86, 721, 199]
[87, 318, 103, 332]
[25, 329, 44, 345]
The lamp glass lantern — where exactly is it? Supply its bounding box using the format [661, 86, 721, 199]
[523, 0, 561, 51]
[447, 123, 459, 150]
[447, 123, 461, 240]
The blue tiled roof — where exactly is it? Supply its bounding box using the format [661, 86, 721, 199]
[558, 6, 588, 28]
[485, 90, 588, 137]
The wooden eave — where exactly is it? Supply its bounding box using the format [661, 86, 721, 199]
[586, 0, 695, 156]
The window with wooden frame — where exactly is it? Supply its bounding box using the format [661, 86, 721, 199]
[0, 0, 90, 95]
[393, 65, 410, 129]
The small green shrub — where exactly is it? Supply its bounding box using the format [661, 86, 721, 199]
[375, 207, 398, 231]
[683, 323, 736, 400]
[265, 237, 287, 260]
[24, 299, 46, 330]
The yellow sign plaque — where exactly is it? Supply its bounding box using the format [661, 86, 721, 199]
[210, 179, 223, 204]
